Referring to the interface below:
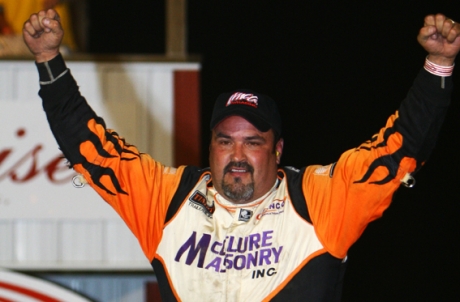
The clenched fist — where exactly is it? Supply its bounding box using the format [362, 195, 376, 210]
[23, 9, 63, 63]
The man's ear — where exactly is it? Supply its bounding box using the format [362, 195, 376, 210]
[275, 138, 284, 164]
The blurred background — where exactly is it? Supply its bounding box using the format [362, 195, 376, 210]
[1, 0, 460, 301]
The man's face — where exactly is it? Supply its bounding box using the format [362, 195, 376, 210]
[209, 115, 283, 204]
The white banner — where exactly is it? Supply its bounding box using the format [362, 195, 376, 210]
[0, 60, 200, 220]
[0, 102, 118, 219]
[0, 60, 199, 270]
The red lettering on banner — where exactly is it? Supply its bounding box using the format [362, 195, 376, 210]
[7, 145, 43, 182]
[0, 128, 73, 184]
[0, 149, 12, 166]
[44, 155, 72, 184]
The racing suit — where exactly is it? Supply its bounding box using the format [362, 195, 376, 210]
[36, 54, 452, 301]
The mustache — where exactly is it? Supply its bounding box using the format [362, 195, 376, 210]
[223, 161, 254, 174]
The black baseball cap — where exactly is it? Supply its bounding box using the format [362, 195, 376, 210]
[210, 89, 282, 137]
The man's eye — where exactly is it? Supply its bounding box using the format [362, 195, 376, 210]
[246, 141, 261, 147]
[219, 140, 231, 145]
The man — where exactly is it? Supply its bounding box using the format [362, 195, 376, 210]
[23, 9, 459, 301]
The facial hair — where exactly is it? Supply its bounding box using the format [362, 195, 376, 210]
[221, 161, 255, 203]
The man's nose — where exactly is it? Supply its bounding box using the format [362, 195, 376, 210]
[231, 143, 246, 162]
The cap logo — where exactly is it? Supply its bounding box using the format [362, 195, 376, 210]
[226, 92, 258, 108]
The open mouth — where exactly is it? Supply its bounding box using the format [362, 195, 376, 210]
[230, 167, 248, 173]
[224, 162, 254, 175]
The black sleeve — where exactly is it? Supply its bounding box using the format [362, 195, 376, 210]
[393, 69, 452, 173]
[37, 54, 103, 168]
[352, 69, 452, 186]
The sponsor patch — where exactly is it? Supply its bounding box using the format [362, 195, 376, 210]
[226, 92, 258, 108]
[256, 199, 285, 220]
[175, 230, 283, 273]
[189, 191, 215, 218]
[238, 209, 253, 222]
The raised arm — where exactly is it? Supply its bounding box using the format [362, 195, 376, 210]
[22, 10, 184, 261]
[305, 14, 459, 259]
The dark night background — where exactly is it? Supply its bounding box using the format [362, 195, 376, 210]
[86, 1, 460, 300]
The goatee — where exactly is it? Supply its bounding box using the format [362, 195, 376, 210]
[222, 161, 254, 203]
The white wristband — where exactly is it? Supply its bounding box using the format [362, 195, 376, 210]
[424, 57, 454, 77]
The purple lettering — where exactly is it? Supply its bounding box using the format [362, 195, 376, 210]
[246, 251, 258, 269]
[261, 230, 273, 247]
[220, 238, 227, 256]
[205, 257, 222, 272]
[259, 249, 272, 266]
[211, 241, 223, 254]
[234, 255, 246, 270]
[272, 246, 283, 263]
[175, 232, 211, 268]
[237, 237, 248, 253]
[224, 253, 234, 269]
[249, 233, 261, 251]
[227, 236, 237, 252]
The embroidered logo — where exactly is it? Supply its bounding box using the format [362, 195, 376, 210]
[256, 199, 285, 220]
[238, 209, 253, 222]
[314, 165, 330, 175]
[226, 92, 258, 108]
[189, 191, 215, 218]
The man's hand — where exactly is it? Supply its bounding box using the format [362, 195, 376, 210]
[418, 13, 460, 66]
[22, 9, 63, 63]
